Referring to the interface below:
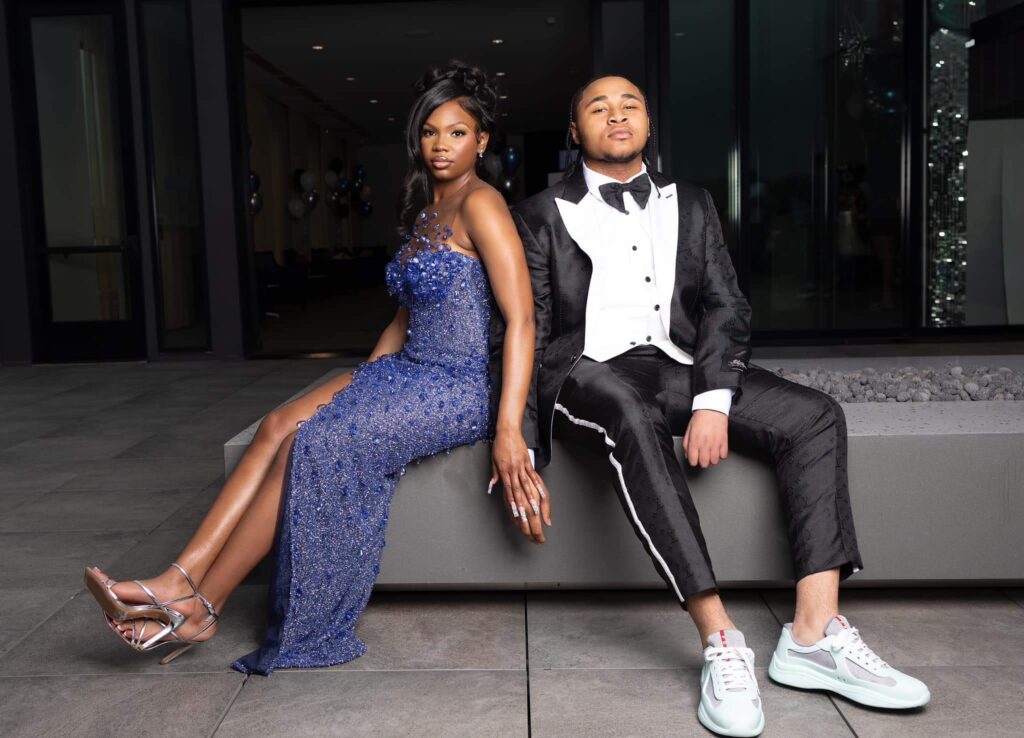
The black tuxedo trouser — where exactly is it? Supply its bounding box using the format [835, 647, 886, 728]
[553, 346, 864, 610]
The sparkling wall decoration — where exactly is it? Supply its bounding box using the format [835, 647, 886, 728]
[925, 22, 970, 327]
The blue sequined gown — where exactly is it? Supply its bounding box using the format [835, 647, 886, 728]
[233, 212, 492, 675]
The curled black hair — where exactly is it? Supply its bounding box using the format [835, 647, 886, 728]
[397, 60, 499, 235]
[562, 74, 656, 181]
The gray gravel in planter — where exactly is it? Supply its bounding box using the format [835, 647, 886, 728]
[768, 364, 1023, 403]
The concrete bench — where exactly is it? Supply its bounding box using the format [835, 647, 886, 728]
[225, 369, 1024, 589]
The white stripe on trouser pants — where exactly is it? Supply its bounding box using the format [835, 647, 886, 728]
[554, 403, 686, 604]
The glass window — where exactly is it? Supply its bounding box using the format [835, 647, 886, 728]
[748, 0, 906, 332]
[140, 0, 210, 349]
[668, 0, 907, 333]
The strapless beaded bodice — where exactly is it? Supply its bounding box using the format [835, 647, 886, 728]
[385, 211, 492, 373]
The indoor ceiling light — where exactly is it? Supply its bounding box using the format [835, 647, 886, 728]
[369, 99, 378, 104]
[345, 76, 356, 82]
[495, 71, 506, 77]
[492, 38, 503, 44]
[499, 95, 509, 100]
[312, 44, 324, 50]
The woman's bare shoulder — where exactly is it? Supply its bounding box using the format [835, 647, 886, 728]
[460, 180, 508, 218]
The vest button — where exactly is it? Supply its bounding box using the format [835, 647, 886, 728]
[632, 245, 638, 251]
[654, 304, 660, 311]
[645, 276, 651, 282]
[646, 336, 652, 342]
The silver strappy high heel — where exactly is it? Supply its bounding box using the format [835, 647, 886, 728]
[85, 562, 219, 664]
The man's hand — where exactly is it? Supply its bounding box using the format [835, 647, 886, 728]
[682, 409, 729, 468]
[490, 429, 552, 543]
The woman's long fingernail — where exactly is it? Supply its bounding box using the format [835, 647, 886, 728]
[510, 501, 519, 518]
[531, 499, 540, 515]
[535, 484, 546, 500]
[518, 505, 527, 519]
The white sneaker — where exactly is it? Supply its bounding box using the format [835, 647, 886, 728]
[768, 614, 931, 709]
[698, 628, 765, 737]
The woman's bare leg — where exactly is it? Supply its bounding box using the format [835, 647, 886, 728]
[112, 428, 301, 642]
[93, 371, 352, 607]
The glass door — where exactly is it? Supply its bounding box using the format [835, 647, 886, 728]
[16, 1, 145, 360]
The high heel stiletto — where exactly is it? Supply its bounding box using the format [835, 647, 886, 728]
[85, 562, 219, 664]
[104, 602, 218, 665]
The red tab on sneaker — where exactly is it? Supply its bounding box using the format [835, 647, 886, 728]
[705, 628, 747, 649]
[824, 614, 851, 636]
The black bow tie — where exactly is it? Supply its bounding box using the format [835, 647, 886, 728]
[598, 173, 652, 214]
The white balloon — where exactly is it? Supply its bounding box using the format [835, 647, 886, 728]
[287, 197, 305, 219]
[299, 170, 316, 192]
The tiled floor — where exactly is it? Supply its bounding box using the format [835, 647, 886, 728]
[1, 358, 1022, 737]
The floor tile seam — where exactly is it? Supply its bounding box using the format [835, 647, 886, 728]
[758, 589, 786, 627]
[0, 670, 247, 679]
[267, 667, 529, 673]
[208, 673, 248, 738]
[826, 694, 861, 738]
[0, 667, 536, 679]
[0, 584, 114, 665]
[529, 666, 702, 672]
[524, 591, 532, 738]
[998, 588, 1024, 612]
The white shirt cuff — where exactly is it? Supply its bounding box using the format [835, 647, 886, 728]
[528, 448, 536, 467]
[691, 388, 735, 416]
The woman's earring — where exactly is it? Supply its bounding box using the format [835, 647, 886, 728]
[477, 150, 484, 159]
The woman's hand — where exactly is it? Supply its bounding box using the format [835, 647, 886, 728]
[490, 428, 551, 543]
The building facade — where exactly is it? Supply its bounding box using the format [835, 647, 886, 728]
[1, 0, 1021, 364]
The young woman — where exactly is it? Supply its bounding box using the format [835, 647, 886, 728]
[84, 61, 551, 675]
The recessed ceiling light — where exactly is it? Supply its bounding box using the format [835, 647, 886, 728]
[495, 71, 506, 77]
[492, 38, 503, 44]
[499, 94, 509, 100]
[387, 116, 396, 122]
[502, 112, 509, 117]
[312, 44, 324, 50]
[369, 99, 378, 104]
[345, 76, 356, 82]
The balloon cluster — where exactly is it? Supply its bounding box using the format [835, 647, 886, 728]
[284, 159, 374, 220]
[247, 170, 263, 216]
[350, 164, 373, 217]
[499, 146, 520, 197]
[287, 168, 320, 220]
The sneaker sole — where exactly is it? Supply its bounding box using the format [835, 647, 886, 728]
[697, 702, 765, 737]
[768, 653, 930, 709]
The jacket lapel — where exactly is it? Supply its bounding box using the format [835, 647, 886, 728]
[552, 168, 598, 260]
[650, 181, 679, 335]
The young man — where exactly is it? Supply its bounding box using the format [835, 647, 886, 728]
[491, 76, 930, 737]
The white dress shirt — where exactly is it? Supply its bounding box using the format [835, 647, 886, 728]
[579, 162, 734, 416]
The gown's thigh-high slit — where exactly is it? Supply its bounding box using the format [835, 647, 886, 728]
[233, 215, 493, 676]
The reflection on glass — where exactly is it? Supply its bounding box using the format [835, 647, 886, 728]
[48, 253, 127, 321]
[667, 1, 735, 247]
[32, 14, 131, 323]
[748, 0, 905, 331]
[927, 0, 1024, 327]
[141, 0, 210, 349]
[31, 15, 126, 248]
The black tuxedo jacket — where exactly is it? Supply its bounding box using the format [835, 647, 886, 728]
[488, 166, 752, 469]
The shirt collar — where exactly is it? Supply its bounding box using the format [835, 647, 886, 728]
[582, 161, 648, 204]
